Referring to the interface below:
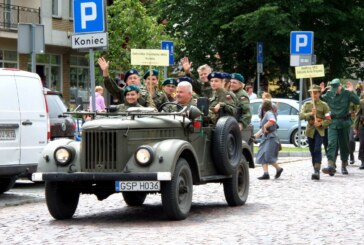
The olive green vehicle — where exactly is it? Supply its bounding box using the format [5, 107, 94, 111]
[32, 104, 254, 220]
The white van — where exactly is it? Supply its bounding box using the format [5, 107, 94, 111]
[0, 68, 49, 193]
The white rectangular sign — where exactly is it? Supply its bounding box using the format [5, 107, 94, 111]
[72, 32, 108, 49]
[131, 49, 169, 66]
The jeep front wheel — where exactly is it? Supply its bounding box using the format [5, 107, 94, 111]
[223, 156, 250, 206]
[45, 181, 80, 220]
[162, 158, 193, 220]
[122, 192, 147, 206]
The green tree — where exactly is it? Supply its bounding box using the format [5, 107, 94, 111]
[155, 0, 364, 83]
[96, 0, 179, 77]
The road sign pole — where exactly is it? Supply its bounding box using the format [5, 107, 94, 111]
[257, 67, 261, 97]
[89, 49, 96, 112]
[297, 78, 303, 147]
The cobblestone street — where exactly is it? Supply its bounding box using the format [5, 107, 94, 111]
[1, 157, 364, 244]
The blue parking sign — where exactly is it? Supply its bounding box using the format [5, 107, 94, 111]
[161, 41, 174, 65]
[73, 0, 105, 33]
[290, 31, 314, 55]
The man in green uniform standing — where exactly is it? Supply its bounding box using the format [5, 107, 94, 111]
[229, 73, 252, 131]
[320, 79, 360, 175]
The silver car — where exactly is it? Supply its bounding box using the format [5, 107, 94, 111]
[250, 98, 308, 147]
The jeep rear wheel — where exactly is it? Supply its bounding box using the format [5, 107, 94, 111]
[212, 116, 242, 175]
[0, 177, 16, 194]
[162, 158, 193, 220]
[223, 156, 250, 206]
[45, 181, 80, 220]
[122, 192, 147, 206]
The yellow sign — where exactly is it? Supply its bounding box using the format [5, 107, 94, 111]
[131, 49, 169, 66]
[295, 64, 325, 79]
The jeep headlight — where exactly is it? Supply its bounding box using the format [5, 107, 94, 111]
[54, 146, 75, 166]
[135, 145, 154, 166]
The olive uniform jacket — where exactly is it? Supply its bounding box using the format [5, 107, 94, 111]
[320, 88, 360, 129]
[299, 99, 331, 138]
[354, 99, 364, 130]
[232, 88, 252, 129]
[208, 88, 238, 124]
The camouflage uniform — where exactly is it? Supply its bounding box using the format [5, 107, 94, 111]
[232, 88, 252, 129]
[208, 88, 238, 124]
[185, 72, 212, 98]
[116, 102, 143, 112]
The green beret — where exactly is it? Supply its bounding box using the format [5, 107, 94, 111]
[330, 78, 341, 92]
[308, 84, 321, 92]
[123, 84, 140, 96]
[162, 78, 178, 86]
[143, 69, 159, 79]
[231, 73, 245, 83]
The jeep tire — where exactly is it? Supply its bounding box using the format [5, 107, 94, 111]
[45, 181, 80, 220]
[0, 177, 16, 194]
[122, 192, 147, 206]
[223, 157, 250, 206]
[162, 158, 193, 220]
[212, 116, 242, 175]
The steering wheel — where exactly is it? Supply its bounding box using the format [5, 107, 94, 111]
[158, 102, 184, 112]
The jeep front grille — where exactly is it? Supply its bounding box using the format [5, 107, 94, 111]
[84, 130, 117, 171]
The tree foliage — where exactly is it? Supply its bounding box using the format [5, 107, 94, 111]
[154, 0, 364, 82]
[96, 0, 178, 77]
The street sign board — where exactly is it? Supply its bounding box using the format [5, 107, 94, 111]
[73, 0, 105, 33]
[131, 49, 169, 66]
[161, 41, 174, 65]
[290, 31, 314, 55]
[72, 32, 108, 49]
[257, 63, 263, 73]
[295, 64, 325, 79]
[18, 24, 45, 54]
[257, 42, 264, 63]
[290, 54, 314, 67]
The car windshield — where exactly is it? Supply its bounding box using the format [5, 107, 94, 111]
[46, 94, 68, 118]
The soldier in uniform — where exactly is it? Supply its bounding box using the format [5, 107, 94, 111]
[142, 69, 168, 109]
[207, 72, 238, 124]
[161, 81, 198, 112]
[181, 57, 213, 98]
[348, 102, 358, 164]
[97, 57, 148, 106]
[320, 79, 360, 175]
[299, 85, 331, 180]
[353, 98, 364, 170]
[161, 78, 178, 102]
[115, 85, 143, 112]
[229, 73, 252, 131]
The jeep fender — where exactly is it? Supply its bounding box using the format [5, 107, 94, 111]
[241, 140, 254, 168]
[36, 139, 81, 173]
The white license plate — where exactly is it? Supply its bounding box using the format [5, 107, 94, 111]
[115, 181, 160, 192]
[0, 130, 15, 140]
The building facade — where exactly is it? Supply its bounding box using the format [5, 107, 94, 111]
[0, 0, 92, 105]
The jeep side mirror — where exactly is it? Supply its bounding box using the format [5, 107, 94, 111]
[187, 106, 203, 121]
[107, 105, 118, 112]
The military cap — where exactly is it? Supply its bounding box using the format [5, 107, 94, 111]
[308, 84, 321, 92]
[178, 76, 193, 84]
[124, 69, 139, 82]
[231, 73, 245, 83]
[123, 84, 140, 96]
[207, 72, 224, 80]
[143, 69, 159, 79]
[222, 72, 231, 79]
[329, 78, 341, 92]
[162, 78, 178, 86]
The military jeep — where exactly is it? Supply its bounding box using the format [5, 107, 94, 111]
[32, 105, 254, 220]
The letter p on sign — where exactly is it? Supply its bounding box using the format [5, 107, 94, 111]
[290, 31, 314, 55]
[73, 0, 105, 33]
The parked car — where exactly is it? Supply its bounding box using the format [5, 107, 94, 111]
[250, 98, 308, 147]
[0, 68, 49, 194]
[44, 88, 76, 140]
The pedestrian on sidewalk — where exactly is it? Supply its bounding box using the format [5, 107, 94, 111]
[353, 98, 364, 170]
[299, 84, 331, 180]
[254, 100, 283, 180]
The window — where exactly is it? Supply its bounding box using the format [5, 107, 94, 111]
[276, 103, 292, 115]
[69, 0, 73, 19]
[70, 55, 90, 104]
[0, 50, 18, 68]
[52, 0, 62, 17]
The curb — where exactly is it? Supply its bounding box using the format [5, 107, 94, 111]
[254, 152, 311, 158]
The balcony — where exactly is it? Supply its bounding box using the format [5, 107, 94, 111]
[0, 4, 40, 31]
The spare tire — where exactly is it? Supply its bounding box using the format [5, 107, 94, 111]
[212, 116, 242, 175]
